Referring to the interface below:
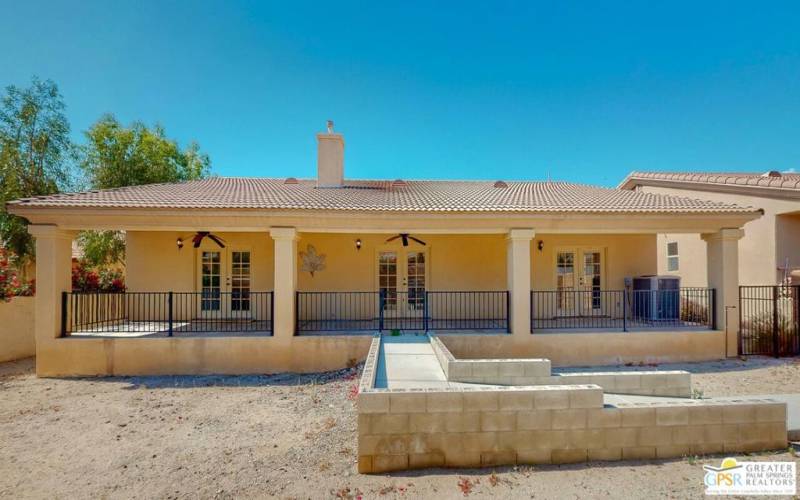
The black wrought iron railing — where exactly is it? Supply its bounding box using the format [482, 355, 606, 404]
[295, 290, 509, 334]
[739, 285, 800, 357]
[62, 291, 273, 337]
[530, 287, 715, 331]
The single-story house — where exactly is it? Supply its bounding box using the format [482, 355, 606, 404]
[619, 171, 800, 286]
[7, 126, 762, 376]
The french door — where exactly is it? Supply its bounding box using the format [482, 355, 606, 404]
[555, 248, 603, 317]
[378, 250, 427, 318]
[197, 248, 252, 318]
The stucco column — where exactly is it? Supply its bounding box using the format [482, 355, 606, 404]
[702, 228, 744, 357]
[507, 229, 535, 340]
[271, 227, 298, 340]
[28, 225, 75, 346]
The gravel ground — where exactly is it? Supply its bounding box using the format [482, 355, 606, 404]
[1, 356, 798, 499]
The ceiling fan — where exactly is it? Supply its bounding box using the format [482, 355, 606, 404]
[385, 233, 426, 247]
[191, 232, 226, 248]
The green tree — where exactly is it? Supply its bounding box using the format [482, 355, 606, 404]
[76, 230, 125, 268]
[0, 77, 74, 268]
[80, 114, 209, 189]
[78, 114, 210, 267]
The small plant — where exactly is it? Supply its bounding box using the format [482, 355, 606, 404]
[347, 384, 359, 401]
[686, 455, 699, 465]
[691, 388, 705, 399]
[331, 486, 362, 499]
[391, 329, 401, 336]
[457, 477, 478, 496]
[322, 416, 336, 430]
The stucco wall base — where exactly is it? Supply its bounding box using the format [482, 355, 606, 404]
[441, 330, 726, 367]
[34, 330, 725, 376]
[0, 297, 35, 362]
[34, 336, 373, 377]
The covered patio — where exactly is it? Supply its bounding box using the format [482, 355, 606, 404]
[57, 229, 719, 339]
[8, 176, 759, 375]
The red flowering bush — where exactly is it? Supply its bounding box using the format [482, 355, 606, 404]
[0, 249, 35, 301]
[72, 261, 126, 292]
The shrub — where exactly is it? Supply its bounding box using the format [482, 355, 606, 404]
[741, 297, 799, 355]
[71, 261, 126, 292]
[680, 297, 709, 324]
[0, 248, 35, 301]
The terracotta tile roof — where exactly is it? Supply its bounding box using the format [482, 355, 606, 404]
[7, 177, 759, 214]
[619, 171, 800, 192]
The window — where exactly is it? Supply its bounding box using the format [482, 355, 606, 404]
[666, 242, 679, 272]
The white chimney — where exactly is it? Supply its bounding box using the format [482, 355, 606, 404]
[316, 120, 344, 188]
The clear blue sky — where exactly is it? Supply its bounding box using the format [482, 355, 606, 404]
[2, 1, 798, 186]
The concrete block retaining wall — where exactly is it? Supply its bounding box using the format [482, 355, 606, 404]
[558, 371, 692, 398]
[430, 334, 691, 397]
[359, 336, 788, 473]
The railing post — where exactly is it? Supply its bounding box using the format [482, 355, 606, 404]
[424, 291, 429, 332]
[509, 291, 513, 334]
[270, 291, 275, 336]
[795, 286, 800, 355]
[378, 290, 385, 332]
[60, 291, 68, 338]
[167, 291, 174, 337]
[772, 286, 780, 357]
[294, 292, 299, 335]
[622, 290, 628, 332]
[712, 288, 718, 331]
[737, 287, 743, 354]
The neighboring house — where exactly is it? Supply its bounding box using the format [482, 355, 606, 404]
[619, 171, 800, 286]
[7, 126, 761, 376]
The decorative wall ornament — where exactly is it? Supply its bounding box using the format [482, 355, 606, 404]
[300, 244, 326, 277]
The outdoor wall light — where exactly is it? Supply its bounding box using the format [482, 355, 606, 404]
[355, 238, 362, 251]
[176, 237, 184, 250]
[537, 240, 544, 251]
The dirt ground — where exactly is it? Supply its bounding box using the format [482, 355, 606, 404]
[1, 356, 799, 500]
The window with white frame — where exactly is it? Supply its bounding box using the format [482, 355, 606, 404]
[666, 241, 679, 272]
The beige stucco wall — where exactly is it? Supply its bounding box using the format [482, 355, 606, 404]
[776, 213, 800, 283]
[296, 233, 508, 291]
[34, 329, 727, 377]
[126, 231, 655, 295]
[0, 297, 35, 362]
[637, 185, 800, 285]
[126, 231, 274, 292]
[34, 336, 373, 376]
[531, 234, 657, 289]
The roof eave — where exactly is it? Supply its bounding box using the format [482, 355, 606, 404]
[618, 175, 800, 200]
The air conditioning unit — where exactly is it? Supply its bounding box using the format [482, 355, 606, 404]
[631, 275, 680, 321]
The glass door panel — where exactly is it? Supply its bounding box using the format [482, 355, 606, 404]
[582, 251, 602, 312]
[230, 251, 251, 316]
[405, 251, 426, 315]
[201, 251, 222, 314]
[379, 252, 398, 315]
[556, 251, 576, 316]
